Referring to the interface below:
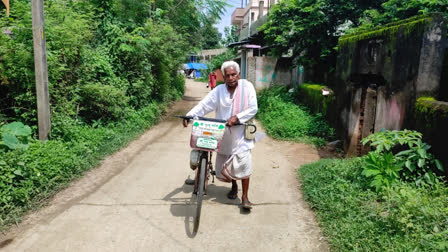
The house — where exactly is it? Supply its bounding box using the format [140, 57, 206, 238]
[229, 0, 302, 89]
[231, 0, 278, 34]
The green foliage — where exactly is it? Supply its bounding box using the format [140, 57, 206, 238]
[206, 48, 237, 71]
[152, 0, 228, 50]
[1, 0, 191, 125]
[414, 97, 448, 167]
[362, 130, 444, 186]
[299, 158, 448, 251]
[0, 0, 213, 230]
[347, 0, 448, 36]
[173, 74, 186, 97]
[79, 84, 129, 121]
[415, 97, 448, 129]
[362, 129, 422, 153]
[296, 83, 335, 116]
[199, 22, 222, 49]
[362, 152, 403, 191]
[0, 102, 166, 229]
[338, 14, 434, 50]
[257, 86, 335, 146]
[260, 0, 381, 83]
[221, 25, 239, 47]
[260, 0, 447, 84]
[0, 122, 32, 151]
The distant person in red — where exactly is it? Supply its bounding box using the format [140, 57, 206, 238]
[208, 71, 217, 90]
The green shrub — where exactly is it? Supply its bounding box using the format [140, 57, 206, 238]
[79, 84, 129, 121]
[257, 86, 335, 146]
[0, 102, 165, 229]
[296, 83, 335, 117]
[173, 74, 185, 96]
[206, 49, 238, 72]
[362, 130, 444, 186]
[299, 158, 448, 251]
[414, 96, 448, 168]
[362, 152, 403, 191]
[0, 122, 32, 151]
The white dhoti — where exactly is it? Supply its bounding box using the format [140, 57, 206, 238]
[215, 150, 252, 182]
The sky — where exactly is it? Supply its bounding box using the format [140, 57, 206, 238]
[215, 0, 243, 37]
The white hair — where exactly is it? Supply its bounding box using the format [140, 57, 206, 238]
[221, 61, 240, 75]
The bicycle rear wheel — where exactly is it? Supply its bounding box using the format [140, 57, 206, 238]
[193, 155, 207, 234]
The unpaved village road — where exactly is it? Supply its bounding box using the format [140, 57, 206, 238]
[1, 79, 329, 252]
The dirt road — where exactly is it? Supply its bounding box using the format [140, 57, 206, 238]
[1, 79, 329, 251]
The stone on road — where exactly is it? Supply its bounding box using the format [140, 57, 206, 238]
[1, 79, 329, 252]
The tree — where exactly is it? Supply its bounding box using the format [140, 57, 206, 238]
[154, 0, 228, 50]
[221, 25, 238, 46]
[199, 22, 222, 49]
[358, 0, 448, 28]
[260, 0, 384, 83]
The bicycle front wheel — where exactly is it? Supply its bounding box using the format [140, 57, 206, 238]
[193, 155, 207, 234]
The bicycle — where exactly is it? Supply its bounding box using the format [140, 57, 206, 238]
[175, 115, 256, 235]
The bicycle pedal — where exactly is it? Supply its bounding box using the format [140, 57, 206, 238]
[211, 171, 216, 175]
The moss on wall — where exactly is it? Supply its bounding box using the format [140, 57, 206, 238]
[338, 14, 434, 50]
[414, 97, 448, 165]
[297, 84, 335, 117]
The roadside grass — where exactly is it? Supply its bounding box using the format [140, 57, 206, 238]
[0, 100, 175, 231]
[299, 158, 448, 251]
[195, 76, 209, 83]
[194, 76, 224, 86]
[257, 86, 335, 147]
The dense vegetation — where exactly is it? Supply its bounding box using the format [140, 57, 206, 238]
[0, 0, 227, 229]
[0, 103, 164, 228]
[299, 130, 447, 251]
[261, 0, 448, 83]
[257, 86, 335, 146]
[300, 158, 447, 251]
[0, 0, 226, 125]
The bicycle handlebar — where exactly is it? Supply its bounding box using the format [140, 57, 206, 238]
[174, 115, 229, 124]
[174, 115, 257, 133]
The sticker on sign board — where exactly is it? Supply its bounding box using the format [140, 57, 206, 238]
[196, 137, 218, 149]
[192, 120, 225, 139]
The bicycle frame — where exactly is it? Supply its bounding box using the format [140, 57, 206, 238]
[175, 115, 256, 234]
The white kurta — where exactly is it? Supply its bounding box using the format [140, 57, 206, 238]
[186, 79, 258, 155]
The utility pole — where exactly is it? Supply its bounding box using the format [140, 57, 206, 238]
[1, 0, 9, 16]
[31, 0, 51, 141]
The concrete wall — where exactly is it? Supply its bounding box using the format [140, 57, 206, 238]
[245, 56, 297, 89]
[415, 98, 448, 168]
[335, 14, 446, 156]
[246, 56, 276, 90]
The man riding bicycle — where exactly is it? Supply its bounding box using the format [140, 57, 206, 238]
[183, 61, 258, 209]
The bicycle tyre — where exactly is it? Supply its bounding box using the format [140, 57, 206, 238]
[193, 155, 207, 234]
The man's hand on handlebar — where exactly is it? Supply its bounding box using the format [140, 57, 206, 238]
[226, 115, 239, 127]
[182, 118, 189, 127]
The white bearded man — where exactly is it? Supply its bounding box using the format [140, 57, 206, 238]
[183, 61, 258, 209]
